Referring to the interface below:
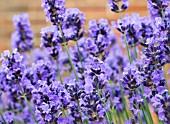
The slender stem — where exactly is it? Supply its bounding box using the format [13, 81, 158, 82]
[23, 95, 38, 124]
[138, 112, 143, 124]
[75, 38, 84, 73]
[135, 89, 143, 124]
[56, 60, 63, 84]
[97, 89, 112, 123]
[140, 85, 154, 124]
[64, 44, 79, 82]
[119, 82, 129, 120]
[62, 109, 66, 117]
[58, 24, 79, 82]
[133, 44, 138, 59]
[161, 10, 165, 19]
[111, 107, 118, 124]
[106, 111, 113, 124]
[122, 111, 127, 122]
[118, 2, 132, 64]
[84, 120, 88, 124]
[142, 106, 149, 124]
[163, 66, 169, 91]
[0, 109, 6, 124]
[124, 33, 132, 64]
[159, 120, 164, 124]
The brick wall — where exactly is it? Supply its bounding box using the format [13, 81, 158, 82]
[0, 0, 148, 52]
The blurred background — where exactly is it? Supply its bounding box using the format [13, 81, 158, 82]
[0, 0, 148, 52]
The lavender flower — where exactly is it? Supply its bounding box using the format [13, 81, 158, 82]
[86, 19, 111, 60]
[112, 14, 148, 47]
[129, 95, 143, 115]
[105, 44, 127, 82]
[40, 26, 62, 59]
[108, 0, 129, 13]
[33, 81, 70, 123]
[84, 57, 111, 90]
[63, 8, 85, 40]
[151, 89, 170, 123]
[142, 45, 167, 68]
[89, 18, 110, 39]
[72, 38, 89, 81]
[148, 0, 169, 19]
[1, 0, 170, 124]
[80, 90, 107, 123]
[121, 65, 140, 97]
[65, 80, 84, 123]
[125, 116, 139, 124]
[31, 48, 48, 62]
[0, 49, 24, 84]
[23, 59, 57, 89]
[41, 0, 66, 25]
[107, 85, 124, 112]
[11, 13, 34, 52]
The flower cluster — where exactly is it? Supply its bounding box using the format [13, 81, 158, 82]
[0, 0, 170, 124]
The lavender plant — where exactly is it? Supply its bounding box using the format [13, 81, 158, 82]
[0, 0, 170, 124]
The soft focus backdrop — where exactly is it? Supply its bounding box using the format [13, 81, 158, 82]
[0, 0, 148, 52]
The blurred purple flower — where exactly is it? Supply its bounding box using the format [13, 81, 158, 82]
[11, 13, 34, 52]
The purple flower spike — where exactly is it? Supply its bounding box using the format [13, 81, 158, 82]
[80, 90, 107, 123]
[41, 0, 66, 25]
[89, 18, 110, 39]
[151, 90, 170, 123]
[108, 0, 129, 13]
[63, 8, 85, 40]
[41, 26, 62, 59]
[11, 13, 34, 52]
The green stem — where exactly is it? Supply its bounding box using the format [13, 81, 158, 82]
[62, 109, 66, 117]
[111, 107, 119, 124]
[142, 106, 149, 124]
[0, 109, 6, 124]
[106, 111, 113, 124]
[118, 2, 132, 64]
[64, 44, 79, 82]
[140, 85, 154, 124]
[63, 43, 85, 124]
[58, 24, 79, 82]
[119, 82, 129, 120]
[75, 38, 84, 73]
[133, 44, 138, 59]
[159, 120, 164, 124]
[23, 95, 38, 124]
[138, 112, 143, 124]
[124, 33, 132, 64]
[56, 60, 63, 84]
[122, 111, 127, 122]
[135, 89, 143, 124]
[163, 66, 169, 91]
